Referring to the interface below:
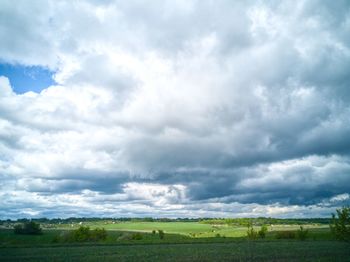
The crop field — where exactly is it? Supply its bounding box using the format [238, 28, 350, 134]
[1, 240, 350, 261]
[59, 221, 331, 239]
[0, 221, 349, 261]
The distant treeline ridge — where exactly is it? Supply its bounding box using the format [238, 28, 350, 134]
[0, 217, 331, 225]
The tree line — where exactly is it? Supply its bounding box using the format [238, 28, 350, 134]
[0, 217, 332, 225]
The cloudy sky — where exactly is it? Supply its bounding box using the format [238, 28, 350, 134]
[0, 0, 350, 219]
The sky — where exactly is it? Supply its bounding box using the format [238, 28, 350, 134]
[0, 64, 55, 93]
[0, 0, 350, 219]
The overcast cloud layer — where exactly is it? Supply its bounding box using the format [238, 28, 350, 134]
[1, 0, 350, 219]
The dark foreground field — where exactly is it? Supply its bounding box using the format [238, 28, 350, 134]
[1, 241, 350, 262]
[1, 222, 349, 261]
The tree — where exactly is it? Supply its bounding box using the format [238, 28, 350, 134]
[330, 206, 350, 241]
[14, 221, 42, 235]
[246, 222, 258, 240]
[158, 229, 165, 239]
[57, 226, 108, 242]
[296, 226, 308, 240]
[258, 225, 268, 239]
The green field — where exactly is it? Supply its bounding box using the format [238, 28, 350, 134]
[101, 221, 214, 234]
[53, 221, 329, 236]
[0, 222, 349, 261]
[1, 241, 350, 261]
[60, 221, 332, 239]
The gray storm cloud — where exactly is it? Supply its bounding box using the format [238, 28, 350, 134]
[0, 0, 350, 218]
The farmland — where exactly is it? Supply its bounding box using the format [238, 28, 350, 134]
[0, 220, 349, 261]
[2, 241, 350, 262]
[62, 221, 332, 239]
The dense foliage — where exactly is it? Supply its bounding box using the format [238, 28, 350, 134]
[258, 225, 268, 239]
[246, 223, 258, 240]
[247, 223, 268, 240]
[14, 221, 42, 235]
[131, 232, 143, 240]
[54, 226, 107, 242]
[158, 229, 165, 239]
[330, 206, 350, 241]
[296, 226, 309, 240]
[275, 231, 296, 239]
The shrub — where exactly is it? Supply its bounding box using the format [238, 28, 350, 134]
[13, 224, 23, 234]
[276, 231, 296, 239]
[152, 230, 156, 235]
[71, 226, 91, 242]
[247, 223, 258, 240]
[330, 206, 350, 241]
[55, 231, 70, 242]
[14, 221, 42, 235]
[58, 226, 108, 242]
[117, 232, 132, 241]
[158, 229, 165, 239]
[90, 228, 107, 241]
[131, 232, 143, 240]
[296, 226, 308, 240]
[258, 225, 268, 239]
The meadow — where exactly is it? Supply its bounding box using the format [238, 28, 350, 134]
[0, 220, 349, 261]
[2, 241, 350, 262]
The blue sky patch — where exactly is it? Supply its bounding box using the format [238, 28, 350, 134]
[0, 63, 55, 94]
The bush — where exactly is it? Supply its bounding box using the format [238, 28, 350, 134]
[14, 224, 23, 234]
[131, 232, 143, 240]
[14, 221, 42, 235]
[90, 228, 107, 241]
[296, 226, 308, 240]
[117, 232, 132, 241]
[276, 231, 296, 239]
[330, 206, 350, 241]
[57, 226, 108, 242]
[247, 223, 258, 240]
[152, 230, 156, 235]
[71, 226, 91, 242]
[158, 229, 165, 239]
[55, 231, 69, 242]
[258, 225, 268, 239]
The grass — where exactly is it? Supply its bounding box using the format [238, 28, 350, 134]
[1, 241, 349, 261]
[72, 221, 216, 235]
[0, 229, 58, 246]
[0, 223, 335, 246]
[0, 228, 236, 247]
[57, 221, 331, 238]
[0, 222, 347, 261]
